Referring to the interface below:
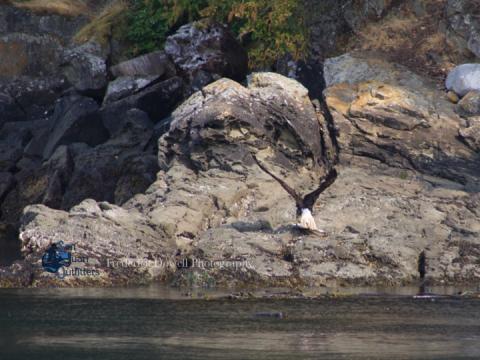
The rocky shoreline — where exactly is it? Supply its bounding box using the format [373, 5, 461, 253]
[1, 1, 480, 289]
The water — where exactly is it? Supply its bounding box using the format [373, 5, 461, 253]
[1, 287, 480, 359]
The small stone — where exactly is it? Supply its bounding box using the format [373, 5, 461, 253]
[456, 90, 480, 117]
[447, 91, 459, 104]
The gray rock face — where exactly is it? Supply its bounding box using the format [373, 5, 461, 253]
[0, 3, 88, 40]
[446, 0, 480, 58]
[165, 22, 248, 93]
[102, 76, 160, 105]
[446, 64, 480, 97]
[111, 50, 176, 78]
[61, 42, 108, 96]
[324, 52, 430, 89]
[0, 33, 63, 78]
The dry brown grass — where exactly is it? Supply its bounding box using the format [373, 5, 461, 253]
[354, 13, 418, 52]
[74, 0, 128, 45]
[348, 0, 472, 80]
[11, 0, 90, 17]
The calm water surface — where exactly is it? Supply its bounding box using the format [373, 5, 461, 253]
[1, 287, 480, 359]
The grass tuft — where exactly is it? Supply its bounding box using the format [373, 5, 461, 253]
[74, 0, 128, 45]
[10, 0, 91, 17]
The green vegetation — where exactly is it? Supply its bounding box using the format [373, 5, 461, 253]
[126, 0, 195, 55]
[126, 0, 307, 68]
[72, 0, 307, 68]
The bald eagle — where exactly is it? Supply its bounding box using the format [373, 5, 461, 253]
[252, 154, 337, 234]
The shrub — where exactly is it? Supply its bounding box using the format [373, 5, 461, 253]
[126, 0, 307, 68]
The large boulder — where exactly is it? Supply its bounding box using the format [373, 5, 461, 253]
[159, 73, 331, 191]
[61, 42, 108, 97]
[19, 200, 177, 286]
[446, 64, 480, 97]
[165, 22, 248, 93]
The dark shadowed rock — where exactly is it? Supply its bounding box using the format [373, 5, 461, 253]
[0, 172, 13, 201]
[61, 109, 157, 209]
[0, 223, 21, 268]
[43, 95, 109, 159]
[165, 22, 248, 93]
[0, 77, 68, 125]
[101, 76, 185, 125]
[0, 120, 39, 171]
[276, 54, 325, 100]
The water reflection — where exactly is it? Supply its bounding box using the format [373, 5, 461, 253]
[1, 287, 480, 359]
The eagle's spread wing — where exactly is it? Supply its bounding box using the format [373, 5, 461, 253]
[251, 153, 303, 206]
[302, 167, 337, 211]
